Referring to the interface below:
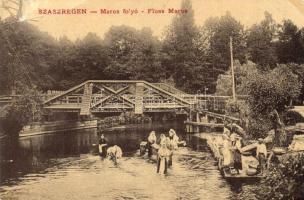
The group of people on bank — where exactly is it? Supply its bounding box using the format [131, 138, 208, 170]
[146, 129, 186, 174]
[221, 125, 268, 175]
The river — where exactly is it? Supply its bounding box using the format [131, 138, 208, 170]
[0, 122, 257, 200]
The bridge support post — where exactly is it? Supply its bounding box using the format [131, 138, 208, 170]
[196, 112, 200, 122]
[194, 112, 200, 133]
[135, 83, 144, 115]
[186, 124, 193, 133]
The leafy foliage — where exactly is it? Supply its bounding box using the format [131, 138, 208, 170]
[277, 20, 304, 64]
[2, 87, 43, 136]
[217, 62, 301, 139]
[215, 61, 258, 96]
[256, 153, 304, 200]
[203, 12, 246, 69]
[0, 21, 57, 94]
[247, 12, 278, 69]
[243, 65, 301, 114]
[104, 26, 164, 82]
[1, 1, 304, 97]
[162, 0, 206, 93]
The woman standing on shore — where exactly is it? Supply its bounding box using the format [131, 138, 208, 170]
[232, 136, 243, 173]
[221, 134, 232, 167]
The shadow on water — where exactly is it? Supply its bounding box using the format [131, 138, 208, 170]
[0, 121, 258, 200]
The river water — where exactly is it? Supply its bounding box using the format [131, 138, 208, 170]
[0, 122, 256, 200]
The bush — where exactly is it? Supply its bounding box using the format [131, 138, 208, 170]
[2, 87, 43, 136]
[255, 153, 304, 200]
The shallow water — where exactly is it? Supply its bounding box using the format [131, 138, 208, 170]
[0, 122, 257, 200]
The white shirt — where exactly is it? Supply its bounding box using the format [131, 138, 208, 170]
[256, 143, 267, 157]
[148, 134, 157, 144]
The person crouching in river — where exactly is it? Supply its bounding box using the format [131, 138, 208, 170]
[157, 142, 170, 174]
[107, 145, 123, 165]
[99, 134, 107, 158]
[147, 131, 157, 157]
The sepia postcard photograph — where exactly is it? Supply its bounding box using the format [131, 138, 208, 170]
[1, 0, 304, 199]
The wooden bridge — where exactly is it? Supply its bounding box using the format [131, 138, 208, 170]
[1, 80, 239, 117]
[43, 80, 200, 116]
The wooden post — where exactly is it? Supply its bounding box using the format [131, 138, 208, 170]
[196, 112, 200, 122]
[230, 37, 236, 101]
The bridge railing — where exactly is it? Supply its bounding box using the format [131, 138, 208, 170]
[153, 83, 187, 96]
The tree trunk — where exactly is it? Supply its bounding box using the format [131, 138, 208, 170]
[273, 109, 287, 147]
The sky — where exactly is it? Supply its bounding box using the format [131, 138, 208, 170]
[1, 0, 304, 40]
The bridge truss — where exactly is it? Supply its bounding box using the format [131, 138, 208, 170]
[44, 80, 196, 115]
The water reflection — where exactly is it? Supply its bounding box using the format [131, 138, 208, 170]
[0, 122, 256, 199]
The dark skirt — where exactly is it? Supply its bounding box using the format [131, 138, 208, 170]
[147, 142, 153, 157]
[233, 150, 242, 170]
[157, 157, 168, 174]
[258, 153, 266, 171]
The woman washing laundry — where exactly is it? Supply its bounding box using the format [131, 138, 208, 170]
[168, 129, 186, 149]
[147, 131, 157, 157]
[167, 129, 186, 167]
[157, 142, 170, 174]
[159, 133, 167, 146]
[107, 145, 123, 165]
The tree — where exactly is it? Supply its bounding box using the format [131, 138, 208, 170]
[286, 63, 304, 104]
[0, 21, 57, 94]
[49, 36, 75, 89]
[104, 26, 164, 82]
[247, 12, 278, 69]
[217, 62, 302, 139]
[277, 20, 304, 64]
[241, 65, 301, 141]
[215, 61, 258, 96]
[2, 86, 43, 136]
[58, 32, 109, 88]
[204, 12, 246, 69]
[162, 0, 206, 93]
[201, 12, 246, 93]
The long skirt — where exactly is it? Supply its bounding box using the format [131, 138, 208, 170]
[233, 150, 242, 170]
[147, 142, 153, 157]
[157, 157, 168, 174]
[99, 144, 107, 157]
[168, 153, 173, 167]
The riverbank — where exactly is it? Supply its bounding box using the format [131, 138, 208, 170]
[193, 132, 264, 181]
[19, 120, 98, 137]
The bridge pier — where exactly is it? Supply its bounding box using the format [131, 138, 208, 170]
[186, 111, 201, 133]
